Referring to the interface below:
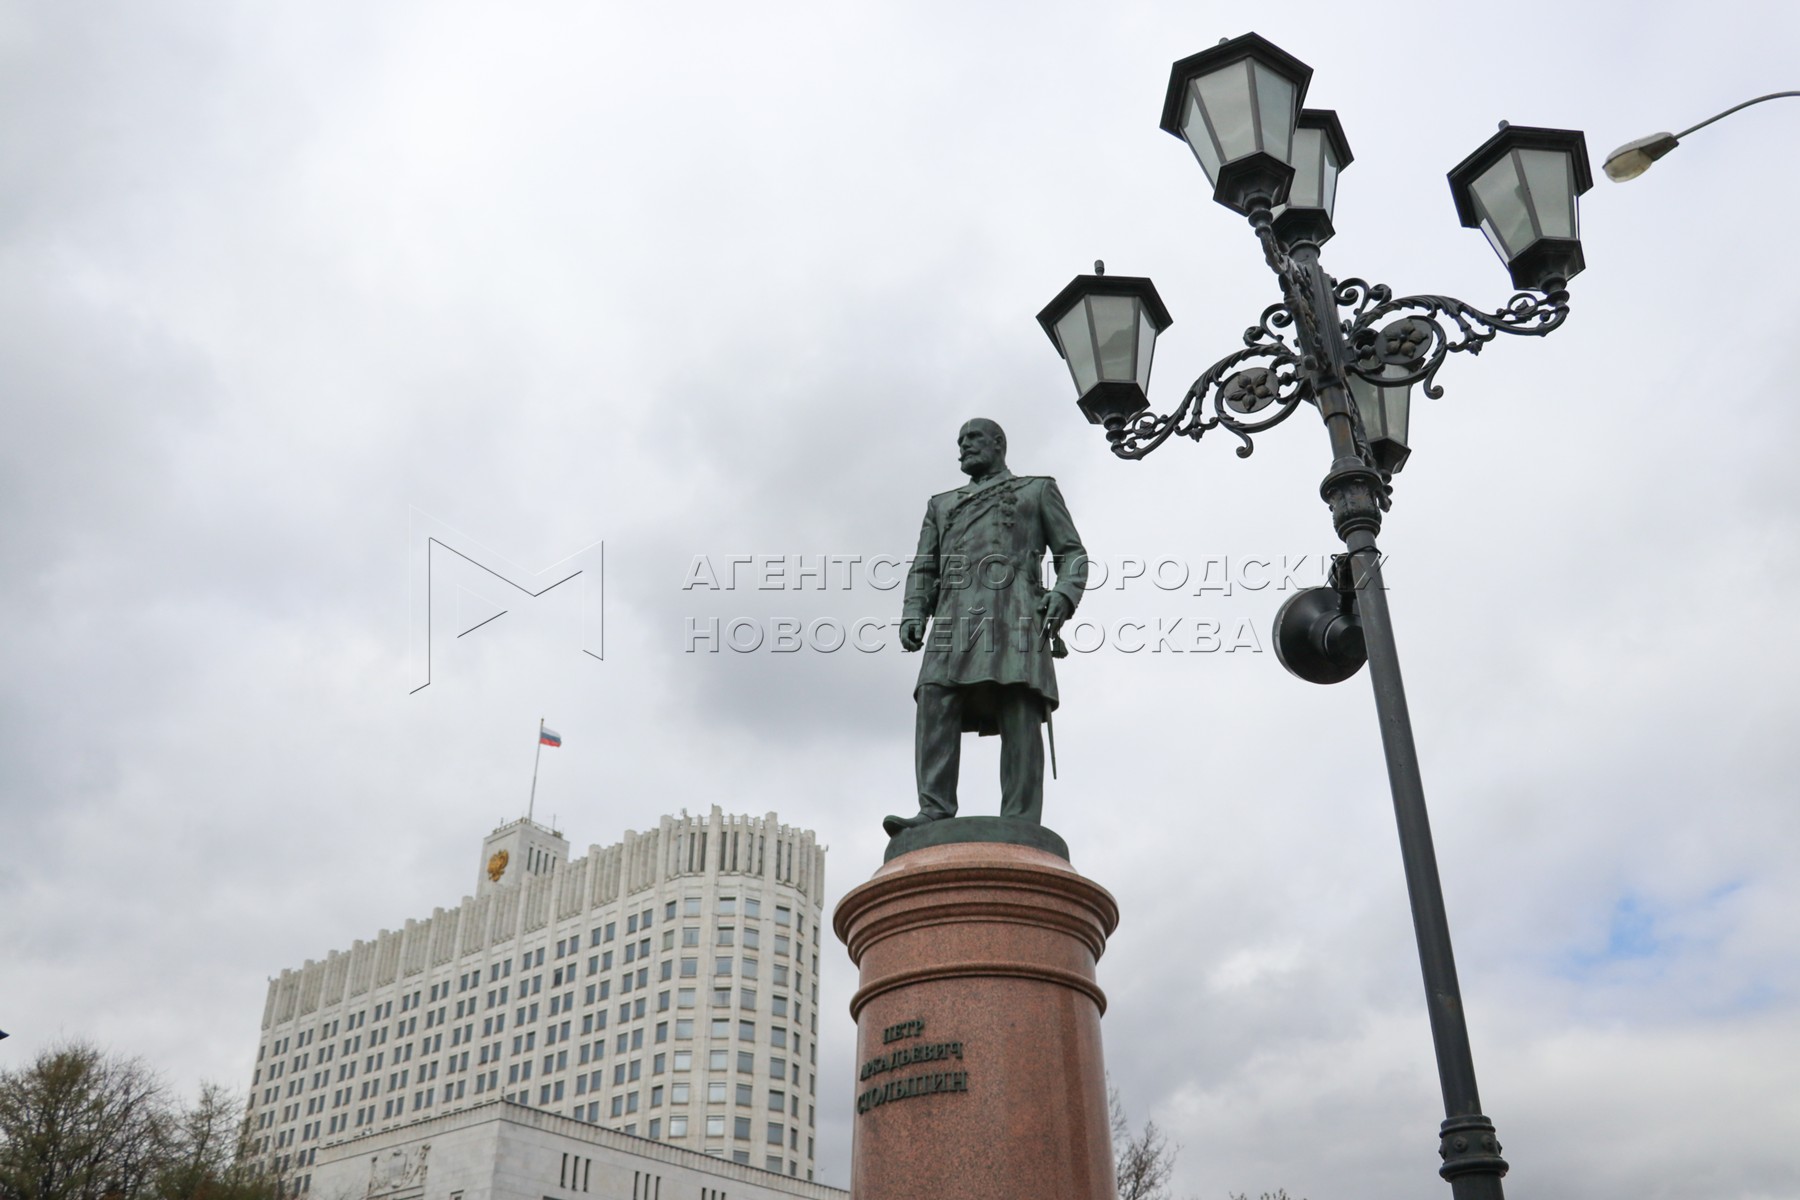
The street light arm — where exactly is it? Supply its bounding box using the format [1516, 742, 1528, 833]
[1605, 90, 1800, 180]
[1675, 89, 1800, 140]
[1341, 285, 1572, 399]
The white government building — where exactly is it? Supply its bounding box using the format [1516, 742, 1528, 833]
[245, 810, 838, 1200]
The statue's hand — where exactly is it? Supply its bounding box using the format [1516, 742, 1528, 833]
[1038, 592, 1073, 632]
[899, 618, 925, 652]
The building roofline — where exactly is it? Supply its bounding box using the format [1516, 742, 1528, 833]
[316, 1099, 847, 1199]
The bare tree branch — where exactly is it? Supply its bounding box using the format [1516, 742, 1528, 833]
[1109, 1085, 1179, 1200]
[0, 1044, 274, 1200]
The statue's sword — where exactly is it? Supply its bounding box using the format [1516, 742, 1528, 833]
[1039, 615, 1065, 780]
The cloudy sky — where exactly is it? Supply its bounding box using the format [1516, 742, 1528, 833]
[5, 2, 1800, 1197]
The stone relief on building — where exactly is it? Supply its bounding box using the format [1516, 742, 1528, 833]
[366, 1143, 429, 1198]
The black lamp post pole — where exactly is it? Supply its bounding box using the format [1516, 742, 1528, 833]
[1356, 544, 1507, 1200]
[1262, 214, 1508, 1198]
[1271, 216, 1508, 1198]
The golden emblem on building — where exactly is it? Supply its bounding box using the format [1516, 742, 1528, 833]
[486, 849, 509, 882]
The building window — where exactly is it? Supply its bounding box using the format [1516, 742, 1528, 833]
[705, 1115, 725, 1137]
[733, 1116, 750, 1141]
[668, 1115, 688, 1136]
[735, 1083, 751, 1107]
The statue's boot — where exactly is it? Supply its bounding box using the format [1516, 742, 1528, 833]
[882, 811, 945, 838]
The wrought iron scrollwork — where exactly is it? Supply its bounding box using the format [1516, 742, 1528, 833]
[1343, 287, 1570, 398]
[1334, 278, 1390, 325]
[1104, 342, 1309, 461]
[1247, 300, 1297, 351]
[1097, 218, 1570, 463]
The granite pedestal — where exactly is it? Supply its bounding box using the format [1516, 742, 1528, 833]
[833, 823, 1120, 1200]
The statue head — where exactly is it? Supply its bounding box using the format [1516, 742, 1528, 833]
[957, 418, 1007, 479]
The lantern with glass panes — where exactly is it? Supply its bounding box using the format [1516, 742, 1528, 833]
[1035, 264, 1172, 427]
[1035, 31, 1594, 1200]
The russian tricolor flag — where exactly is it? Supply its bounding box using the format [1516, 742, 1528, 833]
[539, 727, 562, 748]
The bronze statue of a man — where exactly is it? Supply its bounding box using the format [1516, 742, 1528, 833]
[884, 419, 1089, 836]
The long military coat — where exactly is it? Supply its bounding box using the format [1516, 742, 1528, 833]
[903, 470, 1088, 734]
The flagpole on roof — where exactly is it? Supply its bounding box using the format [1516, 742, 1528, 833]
[528, 717, 544, 823]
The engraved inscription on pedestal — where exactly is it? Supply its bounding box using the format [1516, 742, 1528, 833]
[855, 1018, 970, 1115]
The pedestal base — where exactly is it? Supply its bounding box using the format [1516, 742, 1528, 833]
[833, 837, 1120, 1200]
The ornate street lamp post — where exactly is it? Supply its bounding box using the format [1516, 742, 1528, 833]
[1038, 33, 1593, 1200]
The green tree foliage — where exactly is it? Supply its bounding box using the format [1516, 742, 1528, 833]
[0, 1044, 275, 1200]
